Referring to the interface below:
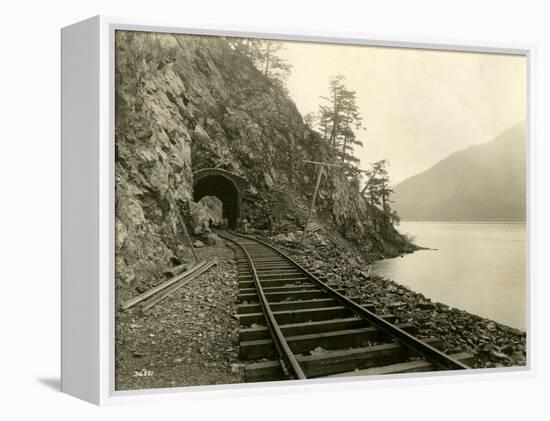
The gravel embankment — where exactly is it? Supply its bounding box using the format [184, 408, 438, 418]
[259, 231, 527, 369]
[115, 242, 242, 391]
[116, 229, 526, 391]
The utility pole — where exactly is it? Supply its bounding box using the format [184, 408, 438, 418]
[300, 160, 343, 244]
[168, 192, 199, 263]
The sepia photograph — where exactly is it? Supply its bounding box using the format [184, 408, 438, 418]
[113, 30, 527, 390]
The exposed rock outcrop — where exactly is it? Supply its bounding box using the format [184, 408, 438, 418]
[115, 31, 410, 294]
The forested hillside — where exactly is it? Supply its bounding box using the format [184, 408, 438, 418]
[393, 122, 526, 221]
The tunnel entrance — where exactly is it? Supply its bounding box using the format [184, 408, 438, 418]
[193, 171, 242, 228]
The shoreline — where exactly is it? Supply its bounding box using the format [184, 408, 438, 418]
[376, 221, 526, 332]
[371, 249, 526, 334]
[262, 231, 527, 369]
[396, 220, 526, 224]
[115, 228, 526, 391]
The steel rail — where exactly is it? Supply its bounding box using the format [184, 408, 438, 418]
[219, 232, 307, 380]
[229, 231, 470, 371]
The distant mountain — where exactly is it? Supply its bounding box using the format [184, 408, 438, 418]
[392, 122, 526, 221]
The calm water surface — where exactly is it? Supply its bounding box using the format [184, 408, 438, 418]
[372, 222, 526, 330]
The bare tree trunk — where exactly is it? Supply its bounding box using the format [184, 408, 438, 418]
[361, 167, 380, 196]
[329, 122, 337, 149]
[264, 44, 271, 76]
[341, 111, 350, 167]
[381, 181, 388, 226]
[381, 182, 386, 213]
[329, 90, 338, 149]
[341, 137, 347, 167]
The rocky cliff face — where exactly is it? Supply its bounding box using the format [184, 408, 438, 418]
[115, 31, 409, 294]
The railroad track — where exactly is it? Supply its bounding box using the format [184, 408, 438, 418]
[219, 231, 473, 382]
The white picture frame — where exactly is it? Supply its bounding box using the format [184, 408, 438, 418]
[61, 15, 536, 405]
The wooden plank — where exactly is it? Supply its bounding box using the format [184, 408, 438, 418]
[237, 256, 284, 260]
[239, 323, 416, 360]
[244, 337, 441, 381]
[239, 287, 346, 303]
[239, 284, 320, 296]
[239, 278, 311, 289]
[327, 352, 475, 377]
[240, 317, 365, 342]
[299, 337, 441, 378]
[141, 260, 217, 313]
[289, 323, 416, 354]
[239, 270, 304, 278]
[238, 297, 344, 315]
[254, 265, 299, 270]
[264, 289, 336, 302]
[245, 361, 285, 383]
[238, 266, 297, 274]
[257, 279, 313, 287]
[120, 260, 206, 310]
[239, 312, 387, 342]
[163, 263, 189, 278]
[238, 304, 356, 326]
[242, 262, 295, 267]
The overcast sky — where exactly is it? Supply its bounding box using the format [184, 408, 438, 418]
[280, 41, 526, 184]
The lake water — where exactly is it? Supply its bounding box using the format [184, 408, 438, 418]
[371, 222, 527, 330]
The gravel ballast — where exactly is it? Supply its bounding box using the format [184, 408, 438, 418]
[115, 230, 526, 391]
[115, 242, 242, 391]
[258, 230, 527, 370]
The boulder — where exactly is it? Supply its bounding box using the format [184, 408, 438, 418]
[388, 301, 407, 309]
[201, 232, 222, 245]
[286, 232, 298, 242]
[115, 256, 135, 284]
[272, 234, 288, 243]
[417, 301, 436, 310]
[264, 172, 274, 190]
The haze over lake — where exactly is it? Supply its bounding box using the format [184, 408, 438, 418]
[372, 221, 526, 330]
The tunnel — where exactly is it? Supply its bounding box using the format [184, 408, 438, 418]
[193, 172, 241, 228]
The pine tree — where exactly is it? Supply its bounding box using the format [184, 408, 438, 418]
[361, 160, 397, 226]
[229, 38, 291, 88]
[262, 42, 292, 82]
[317, 75, 364, 170]
[303, 112, 316, 128]
[361, 160, 388, 200]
